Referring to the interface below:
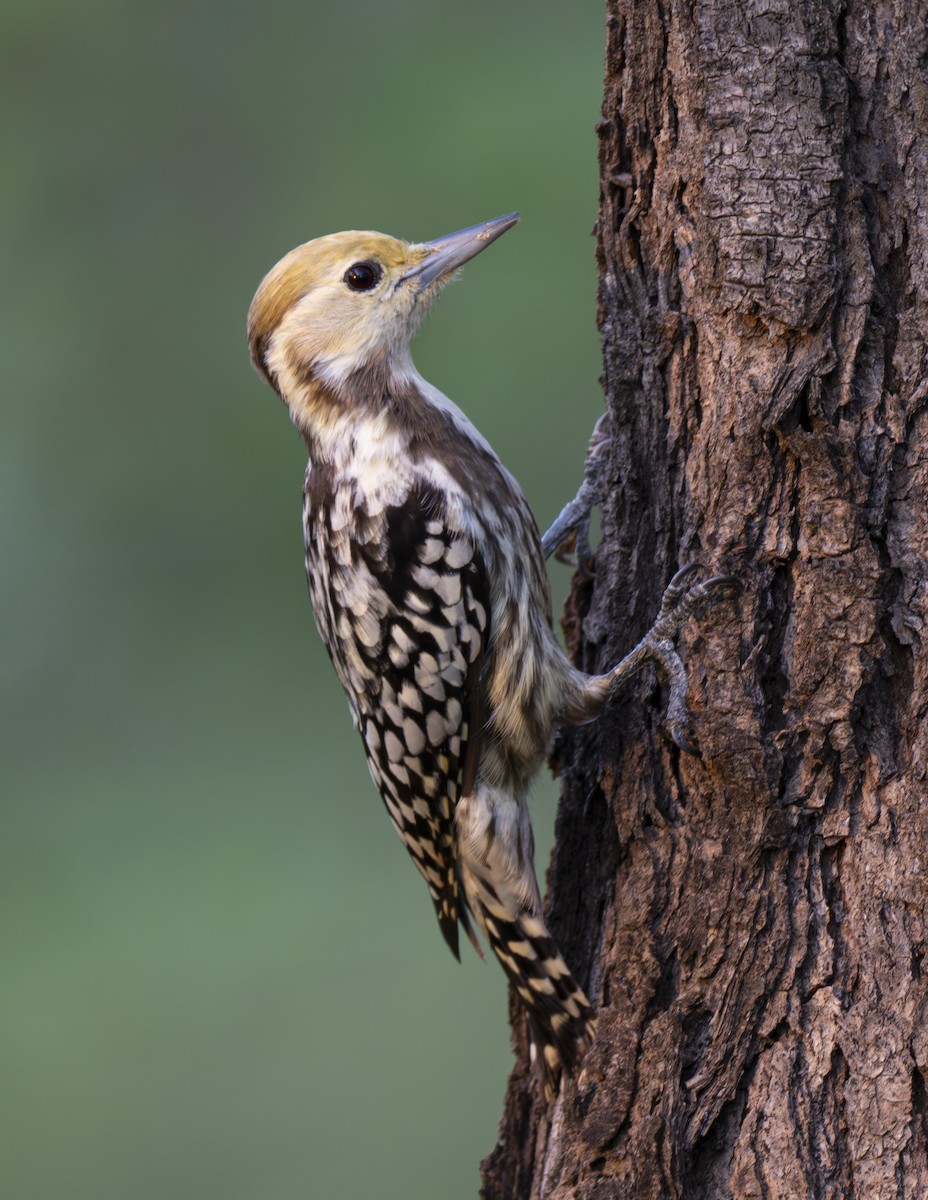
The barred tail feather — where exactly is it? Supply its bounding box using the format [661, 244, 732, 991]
[480, 903, 596, 1094]
[456, 785, 596, 1095]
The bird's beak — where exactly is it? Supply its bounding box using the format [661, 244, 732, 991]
[401, 212, 520, 288]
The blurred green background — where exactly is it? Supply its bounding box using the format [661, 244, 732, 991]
[2, 2, 604, 1196]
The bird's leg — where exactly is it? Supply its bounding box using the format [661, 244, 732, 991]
[566, 566, 734, 751]
[541, 414, 611, 566]
[546, 418, 733, 749]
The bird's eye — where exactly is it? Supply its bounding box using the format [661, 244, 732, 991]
[344, 261, 382, 292]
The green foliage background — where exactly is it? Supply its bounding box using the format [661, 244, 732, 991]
[3, 2, 603, 1196]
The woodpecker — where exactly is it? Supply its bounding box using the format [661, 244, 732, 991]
[248, 213, 717, 1093]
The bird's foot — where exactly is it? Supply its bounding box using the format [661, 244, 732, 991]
[541, 414, 611, 566]
[636, 566, 734, 751]
[571, 566, 734, 751]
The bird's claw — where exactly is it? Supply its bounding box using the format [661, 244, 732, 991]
[601, 567, 736, 755]
[553, 529, 579, 567]
[651, 567, 734, 641]
[650, 569, 735, 752]
[541, 414, 612, 565]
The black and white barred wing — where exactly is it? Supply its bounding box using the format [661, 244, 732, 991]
[307, 481, 489, 959]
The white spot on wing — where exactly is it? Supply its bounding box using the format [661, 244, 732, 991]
[426, 710, 448, 746]
[444, 539, 472, 569]
[384, 730, 403, 762]
[403, 718, 426, 756]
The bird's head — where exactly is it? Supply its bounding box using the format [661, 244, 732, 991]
[247, 213, 519, 418]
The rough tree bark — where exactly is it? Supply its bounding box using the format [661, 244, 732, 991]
[482, 0, 928, 1196]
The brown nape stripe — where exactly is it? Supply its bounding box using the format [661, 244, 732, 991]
[247, 244, 327, 382]
[250, 335, 280, 392]
[288, 346, 323, 395]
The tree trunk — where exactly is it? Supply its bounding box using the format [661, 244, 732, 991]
[481, 0, 928, 1196]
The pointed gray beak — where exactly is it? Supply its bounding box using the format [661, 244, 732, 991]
[401, 212, 520, 288]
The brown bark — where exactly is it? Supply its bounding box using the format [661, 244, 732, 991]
[482, 0, 928, 1196]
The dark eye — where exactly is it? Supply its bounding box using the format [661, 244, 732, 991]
[344, 261, 382, 292]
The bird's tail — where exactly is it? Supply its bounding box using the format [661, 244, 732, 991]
[453, 787, 593, 1099]
[457, 786, 595, 1096]
[478, 897, 596, 1094]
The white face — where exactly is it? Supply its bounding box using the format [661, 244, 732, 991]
[279, 252, 438, 387]
[250, 230, 441, 393]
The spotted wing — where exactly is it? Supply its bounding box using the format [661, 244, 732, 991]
[321, 482, 489, 958]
